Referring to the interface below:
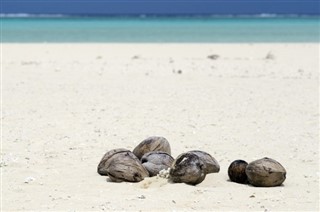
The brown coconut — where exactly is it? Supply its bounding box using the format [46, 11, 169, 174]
[97, 148, 129, 176]
[133, 136, 171, 159]
[169, 152, 206, 185]
[246, 157, 286, 187]
[98, 149, 149, 182]
[188, 150, 220, 174]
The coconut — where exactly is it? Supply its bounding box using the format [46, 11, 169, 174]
[98, 149, 149, 182]
[97, 148, 129, 176]
[133, 136, 171, 159]
[188, 150, 220, 174]
[169, 152, 206, 185]
[141, 151, 174, 177]
[246, 157, 286, 187]
[228, 160, 248, 184]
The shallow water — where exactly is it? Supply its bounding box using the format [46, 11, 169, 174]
[2, 16, 319, 42]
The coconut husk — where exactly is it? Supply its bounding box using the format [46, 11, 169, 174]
[133, 136, 171, 159]
[188, 150, 220, 174]
[169, 152, 206, 185]
[246, 157, 286, 187]
[141, 151, 174, 177]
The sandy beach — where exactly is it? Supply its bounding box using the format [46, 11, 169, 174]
[1, 43, 319, 211]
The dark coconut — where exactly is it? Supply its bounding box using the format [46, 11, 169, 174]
[169, 152, 206, 185]
[228, 160, 248, 184]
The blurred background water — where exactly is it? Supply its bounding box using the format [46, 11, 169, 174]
[1, 16, 319, 42]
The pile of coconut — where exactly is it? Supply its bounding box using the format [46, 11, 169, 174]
[97, 136, 286, 187]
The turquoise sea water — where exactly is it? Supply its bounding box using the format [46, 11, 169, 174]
[1, 16, 319, 43]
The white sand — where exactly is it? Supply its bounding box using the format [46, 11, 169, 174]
[1, 43, 319, 211]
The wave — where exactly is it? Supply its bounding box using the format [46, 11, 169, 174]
[0, 13, 68, 18]
[1, 13, 318, 19]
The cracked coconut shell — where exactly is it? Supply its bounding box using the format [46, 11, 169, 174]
[169, 152, 206, 185]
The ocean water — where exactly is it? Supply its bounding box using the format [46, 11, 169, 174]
[1, 16, 319, 43]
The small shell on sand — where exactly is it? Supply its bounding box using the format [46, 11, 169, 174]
[169, 152, 206, 185]
[228, 160, 248, 184]
[141, 151, 174, 177]
[133, 136, 171, 159]
[188, 150, 220, 174]
[246, 157, 286, 187]
[98, 149, 149, 182]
